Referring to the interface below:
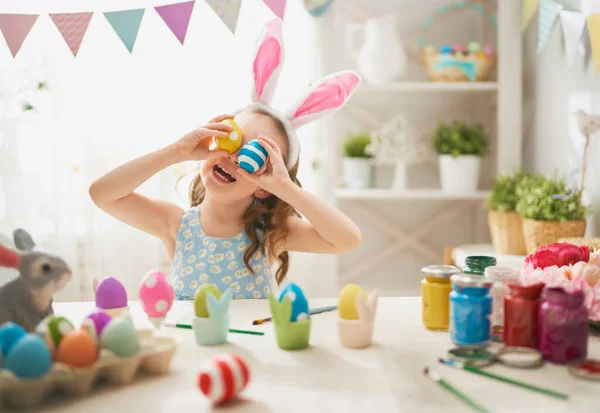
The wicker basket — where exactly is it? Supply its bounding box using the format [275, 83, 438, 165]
[557, 237, 600, 252]
[488, 210, 526, 255]
[417, 2, 497, 82]
[522, 218, 587, 255]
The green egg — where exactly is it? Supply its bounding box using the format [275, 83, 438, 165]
[467, 41, 481, 53]
[194, 284, 222, 318]
[100, 316, 139, 357]
[35, 315, 74, 348]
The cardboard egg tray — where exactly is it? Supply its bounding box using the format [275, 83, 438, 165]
[0, 330, 179, 409]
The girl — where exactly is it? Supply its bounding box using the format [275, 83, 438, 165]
[88, 18, 362, 300]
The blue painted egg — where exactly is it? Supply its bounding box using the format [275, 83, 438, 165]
[3, 333, 52, 379]
[238, 139, 268, 173]
[440, 44, 452, 54]
[0, 322, 27, 356]
[278, 283, 309, 322]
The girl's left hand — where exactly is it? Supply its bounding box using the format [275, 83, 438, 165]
[236, 134, 292, 194]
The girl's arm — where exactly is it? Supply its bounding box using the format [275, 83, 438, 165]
[236, 135, 361, 256]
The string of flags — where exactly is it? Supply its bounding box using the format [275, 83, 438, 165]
[522, 0, 600, 73]
[0, 0, 287, 57]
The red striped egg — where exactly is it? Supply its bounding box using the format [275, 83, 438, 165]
[197, 353, 250, 404]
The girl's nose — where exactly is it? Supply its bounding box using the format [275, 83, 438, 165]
[228, 150, 240, 165]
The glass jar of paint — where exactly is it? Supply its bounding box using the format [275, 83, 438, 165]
[539, 287, 588, 364]
[463, 256, 497, 276]
[449, 274, 493, 347]
[484, 266, 518, 342]
[421, 265, 462, 331]
[503, 282, 544, 349]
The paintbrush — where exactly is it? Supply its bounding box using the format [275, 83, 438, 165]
[439, 358, 568, 400]
[252, 304, 337, 325]
[423, 367, 491, 413]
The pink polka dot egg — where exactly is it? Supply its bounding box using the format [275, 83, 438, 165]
[139, 270, 175, 318]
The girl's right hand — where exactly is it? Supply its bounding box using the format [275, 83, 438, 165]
[176, 114, 235, 161]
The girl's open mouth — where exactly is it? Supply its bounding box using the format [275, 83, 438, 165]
[213, 164, 237, 184]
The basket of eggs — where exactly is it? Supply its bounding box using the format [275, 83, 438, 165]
[418, 2, 497, 82]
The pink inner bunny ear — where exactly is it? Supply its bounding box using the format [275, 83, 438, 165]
[251, 18, 284, 105]
[0, 245, 20, 268]
[287, 71, 361, 129]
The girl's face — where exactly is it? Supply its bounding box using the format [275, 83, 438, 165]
[200, 111, 288, 204]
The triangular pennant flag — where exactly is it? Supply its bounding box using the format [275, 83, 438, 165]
[205, 0, 242, 33]
[263, 0, 287, 20]
[560, 11, 586, 67]
[155, 1, 195, 45]
[587, 13, 600, 74]
[536, 0, 563, 54]
[303, 0, 335, 18]
[522, 0, 539, 32]
[50, 12, 93, 56]
[104, 9, 145, 53]
[0, 14, 39, 57]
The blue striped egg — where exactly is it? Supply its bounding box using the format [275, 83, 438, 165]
[238, 140, 268, 173]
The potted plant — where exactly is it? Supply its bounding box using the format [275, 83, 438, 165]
[432, 121, 488, 193]
[485, 171, 529, 255]
[342, 133, 373, 189]
[365, 114, 430, 190]
[516, 173, 590, 254]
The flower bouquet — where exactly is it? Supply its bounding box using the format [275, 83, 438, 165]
[519, 242, 600, 330]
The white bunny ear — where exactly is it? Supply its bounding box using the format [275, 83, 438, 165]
[285, 70, 361, 129]
[251, 18, 284, 105]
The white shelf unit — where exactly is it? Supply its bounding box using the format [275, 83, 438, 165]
[335, 188, 491, 201]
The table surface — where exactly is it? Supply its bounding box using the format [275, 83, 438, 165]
[15, 298, 600, 413]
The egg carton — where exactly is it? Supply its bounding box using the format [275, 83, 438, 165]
[0, 330, 179, 409]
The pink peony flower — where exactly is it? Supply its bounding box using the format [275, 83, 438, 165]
[525, 242, 589, 269]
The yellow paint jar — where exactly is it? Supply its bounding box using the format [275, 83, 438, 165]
[421, 265, 461, 331]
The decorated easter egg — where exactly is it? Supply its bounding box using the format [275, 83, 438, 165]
[278, 283, 309, 322]
[36, 315, 74, 349]
[0, 322, 26, 356]
[57, 330, 98, 368]
[475, 51, 486, 60]
[215, 119, 243, 154]
[467, 41, 481, 53]
[100, 315, 139, 357]
[3, 333, 52, 379]
[423, 45, 436, 55]
[197, 353, 250, 404]
[139, 270, 175, 317]
[452, 44, 466, 54]
[440, 45, 452, 54]
[95, 276, 128, 310]
[82, 310, 112, 339]
[338, 284, 367, 320]
[194, 284, 222, 318]
[483, 43, 494, 57]
[238, 139, 268, 173]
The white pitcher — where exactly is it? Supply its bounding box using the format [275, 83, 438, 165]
[347, 15, 407, 83]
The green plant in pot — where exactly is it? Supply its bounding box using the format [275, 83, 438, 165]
[432, 121, 488, 193]
[485, 171, 530, 255]
[516, 173, 591, 254]
[342, 133, 373, 189]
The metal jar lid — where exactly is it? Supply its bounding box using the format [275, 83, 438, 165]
[448, 347, 495, 367]
[450, 274, 494, 289]
[568, 359, 600, 381]
[496, 347, 544, 368]
[421, 265, 462, 279]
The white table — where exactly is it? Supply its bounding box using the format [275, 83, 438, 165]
[20, 299, 600, 413]
[452, 244, 527, 271]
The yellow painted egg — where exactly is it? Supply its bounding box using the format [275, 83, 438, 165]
[476, 51, 487, 60]
[338, 284, 367, 320]
[215, 119, 243, 154]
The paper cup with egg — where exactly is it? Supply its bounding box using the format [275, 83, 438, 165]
[268, 283, 311, 351]
[94, 277, 130, 318]
[337, 284, 378, 349]
[192, 285, 232, 346]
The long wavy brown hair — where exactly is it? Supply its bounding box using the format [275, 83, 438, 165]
[187, 108, 301, 285]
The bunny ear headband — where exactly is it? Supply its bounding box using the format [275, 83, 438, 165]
[236, 18, 361, 169]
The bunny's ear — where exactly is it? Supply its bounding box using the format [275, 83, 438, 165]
[13, 229, 35, 251]
[286, 70, 361, 129]
[0, 245, 20, 268]
[250, 18, 284, 105]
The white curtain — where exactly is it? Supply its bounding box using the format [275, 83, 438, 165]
[0, 0, 321, 301]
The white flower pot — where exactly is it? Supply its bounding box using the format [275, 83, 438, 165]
[439, 155, 481, 193]
[343, 158, 372, 189]
[391, 161, 407, 190]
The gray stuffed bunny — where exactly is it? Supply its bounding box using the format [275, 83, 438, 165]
[0, 229, 72, 332]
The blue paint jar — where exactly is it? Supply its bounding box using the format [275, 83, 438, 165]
[449, 274, 493, 347]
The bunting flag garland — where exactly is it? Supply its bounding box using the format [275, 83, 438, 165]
[155, 1, 195, 45]
[104, 9, 145, 53]
[205, 0, 242, 33]
[560, 10, 586, 67]
[0, 14, 38, 57]
[536, 0, 563, 54]
[262, 0, 286, 20]
[522, 0, 539, 32]
[587, 13, 600, 74]
[50, 12, 93, 56]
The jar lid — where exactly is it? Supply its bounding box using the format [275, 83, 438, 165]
[484, 266, 518, 281]
[496, 347, 544, 368]
[568, 359, 600, 381]
[448, 347, 495, 367]
[421, 265, 462, 278]
[450, 274, 494, 288]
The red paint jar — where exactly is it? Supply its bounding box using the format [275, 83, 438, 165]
[503, 282, 545, 348]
